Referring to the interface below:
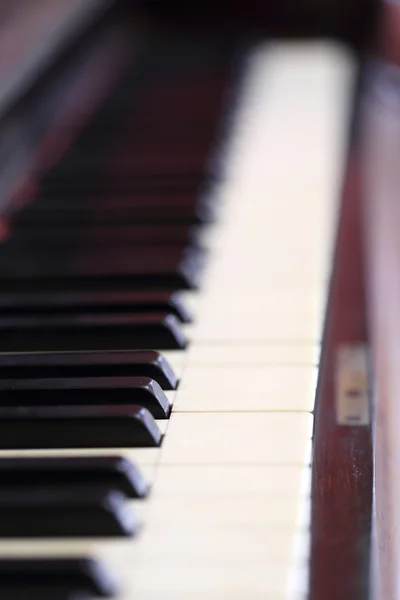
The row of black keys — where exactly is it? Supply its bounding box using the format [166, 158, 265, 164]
[0, 349, 175, 444]
[0, 350, 175, 517]
[1, 45, 229, 301]
[0, 556, 123, 599]
[0, 38, 233, 599]
[0, 350, 175, 598]
[0, 290, 189, 352]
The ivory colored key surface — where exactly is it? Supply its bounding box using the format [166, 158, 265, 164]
[161, 412, 314, 465]
[189, 285, 327, 343]
[183, 343, 320, 367]
[153, 464, 312, 496]
[175, 365, 318, 411]
[184, 285, 326, 343]
[0, 41, 355, 600]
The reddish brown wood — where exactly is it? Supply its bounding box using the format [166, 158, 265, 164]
[361, 43, 400, 597]
[309, 151, 373, 600]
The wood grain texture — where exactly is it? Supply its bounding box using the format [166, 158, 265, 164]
[361, 44, 400, 599]
[309, 149, 373, 600]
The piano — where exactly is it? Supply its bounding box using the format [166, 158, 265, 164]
[0, 0, 391, 598]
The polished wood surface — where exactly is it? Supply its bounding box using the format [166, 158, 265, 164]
[361, 6, 400, 594]
[310, 143, 373, 599]
[355, 3, 400, 597]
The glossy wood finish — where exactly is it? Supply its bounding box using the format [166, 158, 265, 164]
[361, 13, 400, 594]
[310, 145, 373, 600]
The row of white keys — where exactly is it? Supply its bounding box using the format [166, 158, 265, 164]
[0, 40, 355, 599]
[125, 40, 354, 600]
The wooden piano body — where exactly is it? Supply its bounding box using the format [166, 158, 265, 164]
[0, 0, 395, 598]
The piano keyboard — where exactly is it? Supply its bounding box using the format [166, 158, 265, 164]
[0, 36, 354, 600]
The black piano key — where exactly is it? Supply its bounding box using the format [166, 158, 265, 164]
[46, 146, 210, 171]
[38, 173, 205, 195]
[0, 290, 192, 322]
[0, 404, 161, 449]
[0, 486, 137, 538]
[0, 257, 201, 293]
[0, 376, 171, 419]
[0, 246, 202, 291]
[0, 350, 178, 390]
[8, 224, 201, 248]
[0, 312, 186, 351]
[61, 121, 217, 143]
[18, 190, 200, 211]
[0, 456, 149, 498]
[39, 140, 216, 184]
[68, 595, 100, 600]
[1, 590, 78, 600]
[41, 158, 207, 179]
[0, 558, 117, 598]
[12, 195, 213, 226]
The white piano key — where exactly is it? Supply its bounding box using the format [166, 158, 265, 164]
[141, 493, 310, 530]
[111, 526, 310, 564]
[147, 465, 312, 537]
[174, 365, 318, 411]
[95, 537, 310, 600]
[202, 203, 336, 284]
[148, 464, 312, 524]
[287, 522, 312, 600]
[184, 343, 320, 367]
[160, 412, 313, 465]
[202, 250, 331, 284]
[0, 526, 308, 562]
[0, 540, 95, 558]
[203, 197, 333, 244]
[190, 286, 326, 343]
[153, 464, 311, 497]
[0, 526, 309, 569]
